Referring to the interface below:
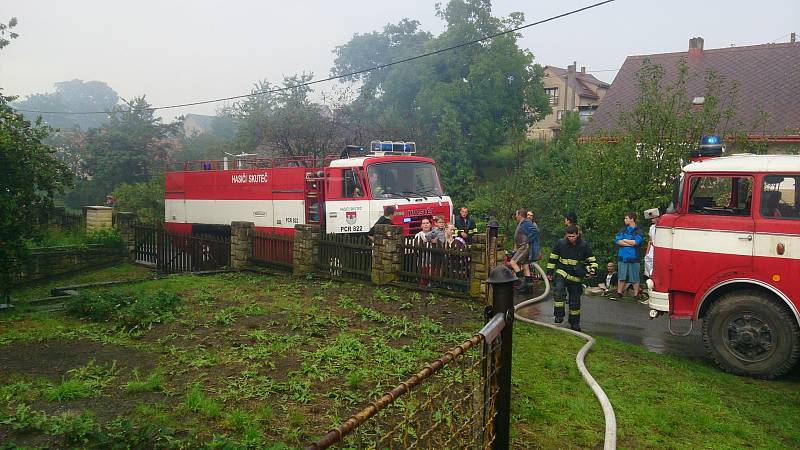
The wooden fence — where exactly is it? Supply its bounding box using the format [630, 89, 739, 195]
[133, 223, 230, 272]
[317, 233, 372, 280]
[252, 231, 294, 269]
[399, 238, 470, 291]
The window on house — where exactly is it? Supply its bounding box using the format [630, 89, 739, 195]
[578, 105, 596, 124]
[761, 175, 799, 219]
[545, 88, 558, 105]
[688, 176, 752, 216]
[556, 110, 563, 122]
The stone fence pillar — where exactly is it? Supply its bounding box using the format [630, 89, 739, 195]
[84, 206, 113, 231]
[471, 234, 506, 304]
[114, 212, 137, 260]
[371, 224, 403, 285]
[469, 234, 488, 299]
[230, 221, 255, 270]
[293, 224, 320, 276]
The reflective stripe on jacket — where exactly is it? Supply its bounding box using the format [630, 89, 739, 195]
[546, 237, 598, 281]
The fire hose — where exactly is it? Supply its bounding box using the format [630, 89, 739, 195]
[513, 262, 617, 450]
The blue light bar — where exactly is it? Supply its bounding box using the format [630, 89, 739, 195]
[403, 217, 412, 223]
[369, 140, 416, 153]
[700, 135, 721, 146]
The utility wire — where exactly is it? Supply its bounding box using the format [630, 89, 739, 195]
[15, 0, 617, 116]
[767, 33, 790, 43]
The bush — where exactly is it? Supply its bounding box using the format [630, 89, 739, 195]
[84, 228, 123, 247]
[67, 289, 181, 329]
[27, 226, 123, 249]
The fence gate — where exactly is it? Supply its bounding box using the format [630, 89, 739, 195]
[399, 237, 470, 291]
[317, 233, 372, 280]
[133, 223, 231, 272]
[252, 231, 294, 269]
[133, 223, 158, 265]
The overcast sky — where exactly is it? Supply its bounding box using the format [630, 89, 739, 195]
[2, 0, 797, 120]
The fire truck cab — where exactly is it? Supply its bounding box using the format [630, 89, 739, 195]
[649, 153, 800, 378]
[164, 141, 453, 237]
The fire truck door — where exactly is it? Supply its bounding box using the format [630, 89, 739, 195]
[324, 167, 370, 234]
[670, 175, 754, 295]
[753, 174, 800, 298]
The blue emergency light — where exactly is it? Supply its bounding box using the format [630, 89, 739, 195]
[370, 140, 416, 153]
[690, 134, 723, 160]
[403, 217, 412, 223]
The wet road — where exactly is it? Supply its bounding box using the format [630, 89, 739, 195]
[515, 291, 707, 360]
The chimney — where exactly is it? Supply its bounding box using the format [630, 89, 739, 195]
[566, 62, 577, 111]
[567, 61, 576, 74]
[580, 66, 586, 75]
[792, 32, 796, 43]
[689, 37, 704, 56]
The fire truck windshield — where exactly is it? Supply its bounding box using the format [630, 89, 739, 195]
[367, 162, 443, 199]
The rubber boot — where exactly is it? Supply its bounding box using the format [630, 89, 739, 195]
[515, 276, 531, 292]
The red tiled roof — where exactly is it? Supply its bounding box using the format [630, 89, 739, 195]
[584, 42, 800, 136]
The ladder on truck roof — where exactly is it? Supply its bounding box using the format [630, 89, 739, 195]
[304, 170, 324, 226]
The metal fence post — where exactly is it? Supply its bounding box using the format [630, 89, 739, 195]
[488, 264, 516, 450]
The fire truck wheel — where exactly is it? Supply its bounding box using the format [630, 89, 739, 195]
[702, 291, 800, 379]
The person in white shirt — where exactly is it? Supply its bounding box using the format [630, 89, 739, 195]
[415, 218, 434, 287]
[415, 218, 432, 242]
[644, 216, 658, 278]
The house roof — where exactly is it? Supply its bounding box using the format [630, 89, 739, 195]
[585, 41, 800, 136]
[545, 66, 609, 100]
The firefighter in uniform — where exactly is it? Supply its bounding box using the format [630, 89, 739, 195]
[546, 224, 598, 332]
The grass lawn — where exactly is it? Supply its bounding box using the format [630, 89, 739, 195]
[0, 267, 798, 449]
[512, 325, 800, 449]
[9, 262, 155, 302]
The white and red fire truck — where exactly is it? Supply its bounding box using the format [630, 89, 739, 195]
[164, 141, 453, 238]
[649, 143, 800, 378]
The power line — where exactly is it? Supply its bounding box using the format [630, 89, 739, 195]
[14, 0, 617, 116]
[767, 33, 790, 43]
[587, 68, 619, 73]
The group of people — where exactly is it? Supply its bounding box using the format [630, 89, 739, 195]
[535, 209, 657, 332]
[368, 204, 658, 332]
[411, 207, 476, 289]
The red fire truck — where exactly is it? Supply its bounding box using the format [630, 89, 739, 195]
[649, 145, 800, 378]
[164, 141, 453, 237]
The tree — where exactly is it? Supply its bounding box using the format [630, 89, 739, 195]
[111, 176, 164, 223]
[76, 96, 180, 205]
[0, 93, 72, 300]
[228, 75, 351, 158]
[13, 79, 119, 130]
[0, 17, 18, 50]
[333, 0, 550, 201]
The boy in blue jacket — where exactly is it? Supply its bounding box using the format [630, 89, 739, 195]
[613, 212, 644, 299]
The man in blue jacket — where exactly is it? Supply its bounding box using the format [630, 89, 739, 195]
[510, 208, 539, 293]
[613, 212, 644, 299]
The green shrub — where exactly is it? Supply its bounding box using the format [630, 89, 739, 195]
[84, 228, 123, 247]
[117, 290, 181, 329]
[67, 289, 181, 329]
[124, 369, 164, 393]
[67, 291, 130, 322]
[44, 360, 119, 402]
[185, 383, 221, 417]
